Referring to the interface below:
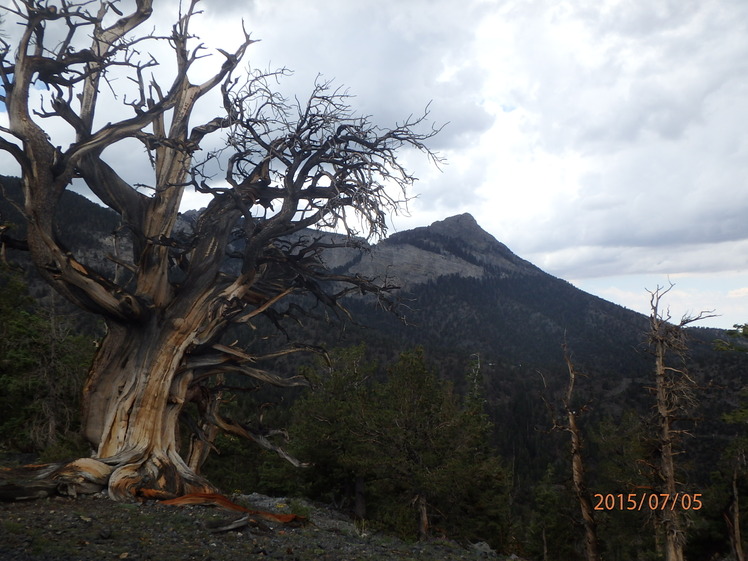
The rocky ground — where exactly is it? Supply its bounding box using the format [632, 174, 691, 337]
[0, 492, 519, 561]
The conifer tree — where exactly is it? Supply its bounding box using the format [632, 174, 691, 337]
[290, 347, 508, 545]
[0, 266, 93, 453]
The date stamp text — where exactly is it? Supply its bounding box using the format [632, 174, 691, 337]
[593, 493, 703, 511]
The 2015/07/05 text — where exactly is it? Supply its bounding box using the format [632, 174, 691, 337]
[593, 493, 703, 511]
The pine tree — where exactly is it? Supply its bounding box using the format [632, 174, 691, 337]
[0, 266, 93, 455]
[289, 347, 509, 546]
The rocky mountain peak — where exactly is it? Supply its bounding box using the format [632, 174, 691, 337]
[427, 212, 482, 237]
[343, 213, 541, 290]
[426, 213, 513, 255]
[382, 213, 540, 278]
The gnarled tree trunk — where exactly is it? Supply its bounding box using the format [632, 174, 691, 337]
[82, 321, 214, 499]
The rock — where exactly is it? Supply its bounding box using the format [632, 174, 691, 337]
[470, 540, 496, 556]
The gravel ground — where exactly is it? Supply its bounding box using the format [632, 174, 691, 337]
[0, 492, 516, 561]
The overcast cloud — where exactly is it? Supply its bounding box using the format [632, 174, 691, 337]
[2, 0, 748, 327]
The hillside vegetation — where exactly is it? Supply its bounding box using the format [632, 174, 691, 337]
[2, 176, 747, 560]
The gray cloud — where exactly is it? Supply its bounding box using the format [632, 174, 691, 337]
[204, 0, 496, 149]
[483, 0, 748, 286]
[3, 0, 748, 324]
[499, 0, 748, 156]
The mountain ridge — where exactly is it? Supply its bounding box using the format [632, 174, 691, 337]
[3, 175, 747, 505]
[0, 175, 733, 376]
[336, 213, 541, 290]
[389, 213, 539, 273]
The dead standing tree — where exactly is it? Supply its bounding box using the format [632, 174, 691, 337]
[646, 284, 714, 561]
[560, 347, 600, 561]
[0, 0, 439, 500]
[542, 345, 600, 561]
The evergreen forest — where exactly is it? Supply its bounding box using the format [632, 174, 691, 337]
[2, 176, 748, 560]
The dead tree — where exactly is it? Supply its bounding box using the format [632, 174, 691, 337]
[542, 345, 600, 561]
[725, 460, 746, 561]
[647, 284, 715, 561]
[0, 0, 439, 500]
[561, 347, 601, 561]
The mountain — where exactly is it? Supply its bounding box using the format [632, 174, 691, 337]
[325, 212, 650, 377]
[336, 213, 541, 289]
[0, 175, 736, 384]
[3, 174, 747, 498]
[1, 175, 741, 380]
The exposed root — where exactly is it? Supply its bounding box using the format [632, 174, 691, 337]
[0, 459, 305, 531]
[106, 453, 218, 501]
[0, 455, 215, 502]
[52, 458, 114, 496]
[0, 458, 113, 500]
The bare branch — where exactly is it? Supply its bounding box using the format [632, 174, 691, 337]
[205, 409, 307, 468]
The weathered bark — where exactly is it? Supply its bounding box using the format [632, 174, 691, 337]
[184, 385, 222, 474]
[81, 321, 216, 500]
[0, 1, 260, 499]
[568, 412, 600, 561]
[0, 459, 114, 500]
[417, 494, 430, 541]
[653, 331, 685, 561]
[560, 349, 600, 561]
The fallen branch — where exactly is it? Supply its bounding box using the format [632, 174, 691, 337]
[158, 492, 307, 525]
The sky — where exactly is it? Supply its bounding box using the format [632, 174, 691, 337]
[2, 0, 748, 329]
